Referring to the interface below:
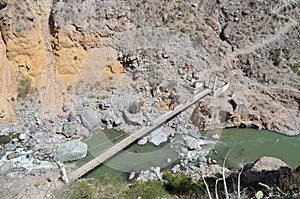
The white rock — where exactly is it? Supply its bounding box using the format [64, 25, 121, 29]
[149, 128, 168, 146]
[137, 137, 148, 145]
[171, 164, 181, 173]
[212, 134, 220, 140]
[129, 172, 135, 180]
[19, 133, 27, 140]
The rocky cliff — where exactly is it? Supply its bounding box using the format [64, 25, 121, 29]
[0, 0, 299, 135]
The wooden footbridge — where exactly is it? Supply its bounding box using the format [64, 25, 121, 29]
[68, 76, 229, 182]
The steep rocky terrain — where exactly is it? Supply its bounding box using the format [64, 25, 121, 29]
[0, 0, 298, 135]
[0, 0, 299, 198]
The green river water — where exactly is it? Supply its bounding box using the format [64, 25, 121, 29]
[73, 128, 300, 179]
[207, 128, 300, 170]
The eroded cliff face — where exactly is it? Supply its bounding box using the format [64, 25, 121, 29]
[0, 0, 299, 134]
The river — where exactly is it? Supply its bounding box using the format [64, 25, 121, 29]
[207, 128, 300, 170]
[73, 128, 300, 179]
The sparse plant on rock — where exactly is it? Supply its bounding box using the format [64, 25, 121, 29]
[128, 101, 141, 114]
[17, 76, 31, 98]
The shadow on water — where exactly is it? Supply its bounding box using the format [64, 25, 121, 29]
[74, 129, 178, 180]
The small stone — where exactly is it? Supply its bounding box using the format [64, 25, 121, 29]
[19, 133, 27, 140]
[137, 137, 148, 145]
[29, 126, 38, 134]
[113, 118, 122, 126]
[67, 112, 75, 122]
[62, 105, 70, 112]
[4, 143, 16, 151]
[106, 123, 113, 129]
[7, 152, 21, 160]
[171, 164, 181, 173]
[63, 122, 75, 138]
[166, 158, 172, 163]
[129, 172, 135, 180]
[180, 146, 188, 154]
[82, 101, 90, 107]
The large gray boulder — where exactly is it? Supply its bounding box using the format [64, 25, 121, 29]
[77, 127, 90, 138]
[80, 109, 99, 130]
[184, 136, 201, 150]
[251, 156, 289, 172]
[122, 110, 143, 126]
[55, 140, 88, 162]
[149, 128, 168, 146]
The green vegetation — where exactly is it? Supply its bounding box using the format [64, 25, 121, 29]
[282, 48, 291, 60]
[290, 62, 300, 75]
[163, 172, 204, 194]
[67, 84, 72, 91]
[57, 180, 96, 199]
[17, 76, 31, 98]
[125, 180, 170, 199]
[269, 48, 292, 66]
[269, 48, 282, 66]
[56, 169, 300, 199]
[192, 35, 203, 47]
[139, 100, 145, 107]
[56, 175, 168, 199]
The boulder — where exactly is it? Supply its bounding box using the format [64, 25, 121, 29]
[109, 60, 124, 74]
[29, 126, 38, 134]
[80, 109, 99, 130]
[149, 128, 168, 146]
[184, 136, 201, 150]
[4, 143, 16, 151]
[62, 104, 70, 112]
[122, 110, 143, 126]
[63, 122, 75, 138]
[251, 156, 289, 172]
[137, 137, 148, 145]
[77, 127, 90, 138]
[55, 140, 88, 162]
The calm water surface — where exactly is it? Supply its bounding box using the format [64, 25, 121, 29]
[75, 128, 300, 179]
[207, 128, 300, 169]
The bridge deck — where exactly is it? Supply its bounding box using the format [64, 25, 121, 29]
[68, 88, 212, 182]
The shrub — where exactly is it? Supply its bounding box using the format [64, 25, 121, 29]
[128, 101, 141, 114]
[269, 48, 282, 66]
[125, 180, 170, 199]
[17, 76, 31, 98]
[95, 175, 128, 198]
[163, 172, 203, 194]
[290, 62, 300, 75]
[56, 180, 96, 199]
